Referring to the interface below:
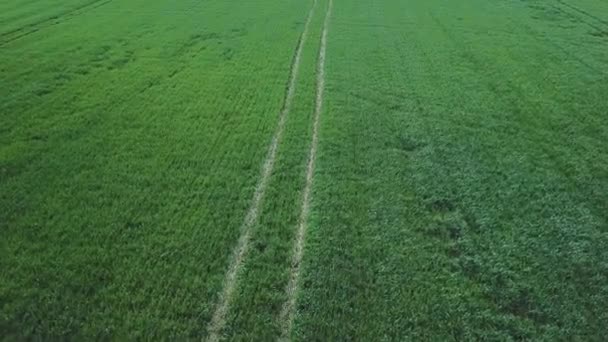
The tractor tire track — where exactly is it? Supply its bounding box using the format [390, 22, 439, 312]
[0, 0, 112, 46]
[205, 1, 318, 341]
[279, 0, 332, 339]
[555, 0, 608, 27]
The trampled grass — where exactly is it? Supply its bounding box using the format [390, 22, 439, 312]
[1, 0, 608, 340]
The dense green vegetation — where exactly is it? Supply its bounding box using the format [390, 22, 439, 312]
[1, 0, 315, 338]
[296, 0, 608, 339]
[2, 0, 607, 340]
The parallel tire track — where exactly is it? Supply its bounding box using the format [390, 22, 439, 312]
[556, 0, 608, 27]
[279, 0, 333, 339]
[205, 1, 318, 341]
[0, 0, 113, 46]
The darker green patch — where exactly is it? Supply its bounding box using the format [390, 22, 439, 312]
[428, 198, 455, 213]
[92, 44, 112, 61]
[221, 47, 235, 61]
[53, 72, 72, 83]
[172, 32, 220, 57]
[139, 77, 162, 93]
[168, 68, 181, 78]
[125, 221, 143, 230]
[107, 57, 129, 70]
[499, 286, 548, 324]
[419, 200, 468, 242]
[590, 30, 608, 38]
[34, 87, 52, 97]
[254, 240, 267, 253]
[30, 134, 47, 141]
[229, 27, 247, 38]
[74, 65, 91, 75]
[528, 4, 569, 22]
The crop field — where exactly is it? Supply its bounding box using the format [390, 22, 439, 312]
[1, 0, 607, 340]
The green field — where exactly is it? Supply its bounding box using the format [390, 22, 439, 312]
[1, 0, 607, 340]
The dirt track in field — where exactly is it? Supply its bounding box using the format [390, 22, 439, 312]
[206, 1, 319, 340]
[279, 0, 333, 339]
